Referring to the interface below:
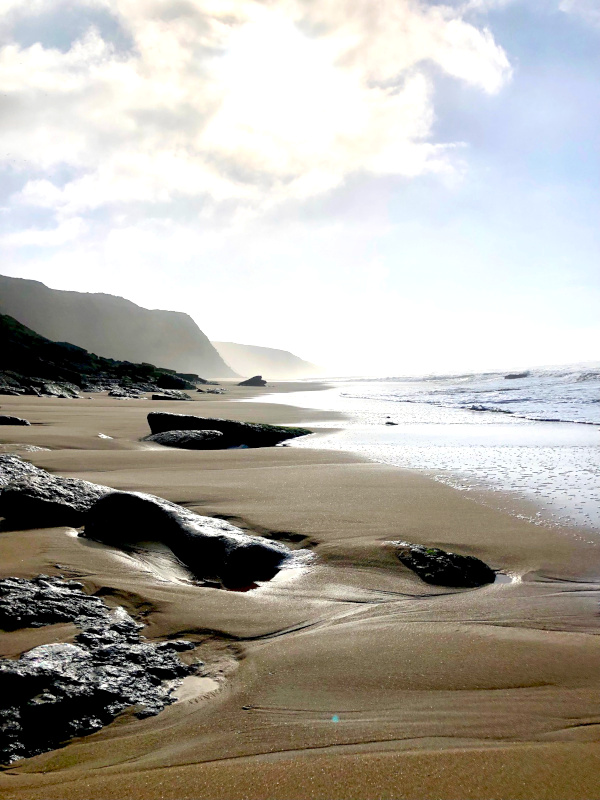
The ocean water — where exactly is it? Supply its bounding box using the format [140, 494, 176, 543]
[248, 366, 600, 532]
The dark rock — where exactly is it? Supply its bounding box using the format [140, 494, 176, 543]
[152, 391, 192, 401]
[0, 454, 47, 487]
[108, 387, 144, 398]
[0, 473, 113, 527]
[147, 412, 311, 448]
[238, 375, 267, 387]
[0, 575, 199, 764]
[156, 374, 196, 390]
[504, 371, 529, 380]
[143, 430, 225, 450]
[0, 415, 30, 426]
[395, 542, 495, 587]
[83, 491, 292, 587]
[384, 421, 398, 425]
[0, 574, 107, 631]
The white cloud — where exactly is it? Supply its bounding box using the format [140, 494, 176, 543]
[0, 0, 511, 218]
[1, 217, 88, 246]
[559, 0, 600, 26]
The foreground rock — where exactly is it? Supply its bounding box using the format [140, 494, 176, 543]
[147, 412, 311, 448]
[395, 542, 495, 587]
[84, 491, 292, 587]
[152, 390, 192, 401]
[143, 430, 225, 450]
[0, 454, 47, 486]
[0, 415, 30, 426]
[0, 472, 113, 527]
[238, 375, 267, 387]
[0, 575, 199, 764]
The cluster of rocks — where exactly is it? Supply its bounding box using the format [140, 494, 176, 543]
[395, 541, 496, 587]
[0, 575, 200, 764]
[197, 387, 226, 394]
[0, 372, 80, 399]
[144, 411, 311, 450]
[107, 387, 146, 399]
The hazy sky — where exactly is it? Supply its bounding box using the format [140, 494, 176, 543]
[1, 0, 598, 375]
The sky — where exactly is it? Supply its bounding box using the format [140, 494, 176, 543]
[0, 0, 599, 376]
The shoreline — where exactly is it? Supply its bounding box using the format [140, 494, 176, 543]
[1, 383, 600, 798]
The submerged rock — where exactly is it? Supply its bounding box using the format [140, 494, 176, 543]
[83, 491, 292, 588]
[395, 542, 495, 587]
[504, 371, 529, 380]
[143, 430, 225, 450]
[147, 411, 311, 448]
[238, 375, 267, 387]
[0, 415, 30, 426]
[0, 473, 113, 527]
[0, 575, 199, 764]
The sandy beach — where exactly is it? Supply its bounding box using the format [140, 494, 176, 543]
[1, 383, 600, 800]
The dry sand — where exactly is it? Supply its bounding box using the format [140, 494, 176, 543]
[1, 383, 600, 799]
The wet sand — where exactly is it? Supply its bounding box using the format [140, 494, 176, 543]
[1, 383, 600, 799]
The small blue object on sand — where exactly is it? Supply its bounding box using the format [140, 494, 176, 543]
[331, 715, 339, 723]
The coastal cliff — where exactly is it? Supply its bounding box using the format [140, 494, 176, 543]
[0, 275, 236, 379]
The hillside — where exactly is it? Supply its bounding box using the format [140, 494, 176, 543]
[213, 341, 320, 380]
[0, 314, 203, 391]
[0, 275, 237, 379]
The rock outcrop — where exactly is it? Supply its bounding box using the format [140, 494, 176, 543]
[0, 274, 237, 378]
[151, 391, 192, 401]
[0, 575, 199, 764]
[147, 412, 311, 448]
[83, 491, 292, 588]
[0, 454, 46, 486]
[238, 375, 267, 387]
[0, 473, 113, 528]
[0, 415, 30, 426]
[395, 542, 495, 587]
[143, 430, 224, 450]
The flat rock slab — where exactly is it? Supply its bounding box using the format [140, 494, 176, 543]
[395, 541, 496, 587]
[83, 490, 292, 588]
[143, 430, 225, 450]
[0, 472, 113, 527]
[0, 415, 30, 426]
[151, 391, 192, 401]
[147, 412, 311, 448]
[0, 575, 199, 764]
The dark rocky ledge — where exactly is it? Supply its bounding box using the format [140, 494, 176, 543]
[395, 541, 495, 587]
[0, 575, 199, 764]
[0, 415, 30, 426]
[143, 429, 225, 450]
[0, 454, 46, 487]
[83, 491, 293, 588]
[147, 411, 311, 448]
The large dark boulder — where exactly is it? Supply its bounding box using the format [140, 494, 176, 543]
[0, 575, 199, 764]
[147, 411, 311, 448]
[395, 542, 495, 587]
[83, 491, 292, 588]
[143, 430, 224, 450]
[0, 415, 30, 426]
[0, 473, 113, 527]
[238, 375, 267, 387]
